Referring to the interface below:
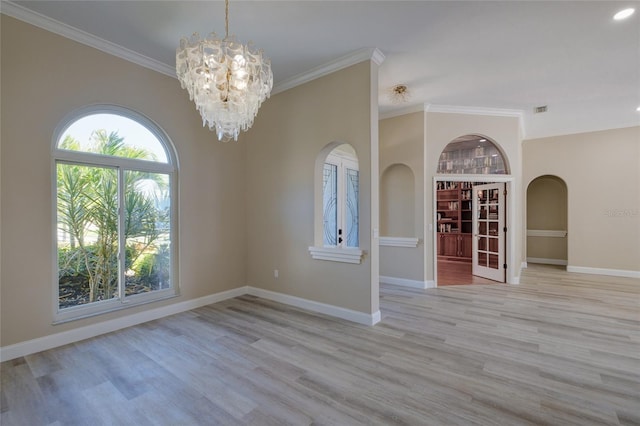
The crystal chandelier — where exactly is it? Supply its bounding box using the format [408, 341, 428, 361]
[176, 0, 273, 142]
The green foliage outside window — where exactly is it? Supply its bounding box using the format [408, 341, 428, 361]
[57, 130, 170, 309]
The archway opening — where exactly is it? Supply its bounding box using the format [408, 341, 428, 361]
[435, 135, 510, 286]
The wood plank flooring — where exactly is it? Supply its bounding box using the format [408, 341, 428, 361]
[2, 264, 639, 425]
[437, 259, 502, 286]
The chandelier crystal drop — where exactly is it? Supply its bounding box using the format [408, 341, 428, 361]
[176, 0, 273, 142]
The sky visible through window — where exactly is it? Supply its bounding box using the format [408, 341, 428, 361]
[61, 113, 168, 163]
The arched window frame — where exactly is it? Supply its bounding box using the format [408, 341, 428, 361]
[309, 142, 363, 264]
[52, 104, 179, 323]
[437, 135, 509, 175]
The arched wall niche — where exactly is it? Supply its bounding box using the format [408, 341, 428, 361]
[436, 134, 510, 175]
[526, 174, 568, 266]
[380, 163, 415, 237]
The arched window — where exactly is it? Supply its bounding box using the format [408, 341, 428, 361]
[53, 105, 178, 322]
[309, 143, 363, 264]
[437, 135, 508, 174]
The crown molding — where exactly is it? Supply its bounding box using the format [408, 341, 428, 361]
[379, 103, 426, 120]
[1, 1, 176, 78]
[425, 104, 524, 118]
[273, 47, 385, 95]
[2, 2, 384, 95]
[426, 104, 527, 139]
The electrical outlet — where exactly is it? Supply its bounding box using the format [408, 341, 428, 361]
[274, 269, 279, 278]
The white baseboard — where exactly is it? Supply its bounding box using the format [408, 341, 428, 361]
[521, 261, 528, 269]
[247, 286, 380, 326]
[527, 257, 568, 266]
[2, 284, 386, 361]
[380, 275, 434, 289]
[566, 266, 640, 279]
[0, 287, 247, 362]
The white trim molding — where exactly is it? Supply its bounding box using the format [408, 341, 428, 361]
[379, 236, 420, 248]
[247, 287, 380, 326]
[1, 2, 385, 97]
[380, 276, 434, 289]
[567, 266, 640, 279]
[308, 246, 364, 264]
[527, 257, 568, 266]
[527, 229, 567, 238]
[0, 283, 386, 361]
[379, 104, 426, 120]
[426, 104, 524, 118]
[273, 48, 385, 95]
[1, 1, 176, 78]
[425, 104, 526, 139]
[0, 287, 247, 362]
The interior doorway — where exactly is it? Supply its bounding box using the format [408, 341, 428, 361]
[434, 134, 511, 286]
[435, 179, 506, 286]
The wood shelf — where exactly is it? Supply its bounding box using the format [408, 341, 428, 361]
[437, 182, 474, 261]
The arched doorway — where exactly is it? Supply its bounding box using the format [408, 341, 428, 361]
[434, 134, 510, 286]
[526, 175, 568, 268]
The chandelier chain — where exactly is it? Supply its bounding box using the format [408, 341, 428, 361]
[225, 0, 229, 38]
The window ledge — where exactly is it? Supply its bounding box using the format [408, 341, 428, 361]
[308, 246, 364, 264]
[379, 237, 420, 248]
[53, 288, 178, 324]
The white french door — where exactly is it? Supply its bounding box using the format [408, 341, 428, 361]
[472, 183, 506, 282]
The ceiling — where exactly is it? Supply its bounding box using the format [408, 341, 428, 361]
[4, 1, 640, 139]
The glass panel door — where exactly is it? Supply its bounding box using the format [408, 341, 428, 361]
[322, 163, 338, 246]
[472, 183, 505, 282]
[345, 168, 359, 247]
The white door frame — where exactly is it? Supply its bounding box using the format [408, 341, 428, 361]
[433, 175, 517, 287]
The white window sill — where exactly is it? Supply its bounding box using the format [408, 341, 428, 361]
[379, 237, 420, 248]
[308, 246, 364, 264]
[53, 288, 179, 324]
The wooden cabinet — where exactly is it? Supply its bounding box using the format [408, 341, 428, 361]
[439, 233, 472, 258]
[440, 234, 459, 257]
[460, 234, 472, 258]
[437, 182, 474, 261]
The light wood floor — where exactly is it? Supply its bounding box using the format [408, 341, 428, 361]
[2, 265, 639, 425]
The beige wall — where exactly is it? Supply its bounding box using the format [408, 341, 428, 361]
[243, 60, 378, 315]
[379, 112, 425, 282]
[523, 126, 640, 272]
[1, 17, 247, 346]
[426, 112, 523, 282]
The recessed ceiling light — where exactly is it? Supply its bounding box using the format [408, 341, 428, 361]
[614, 8, 635, 20]
[636, 106, 640, 112]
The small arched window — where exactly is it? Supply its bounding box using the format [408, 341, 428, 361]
[309, 143, 363, 264]
[53, 105, 178, 322]
[437, 135, 508, 174]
